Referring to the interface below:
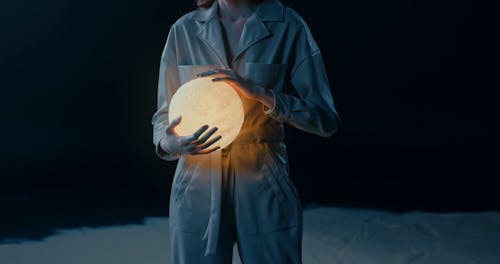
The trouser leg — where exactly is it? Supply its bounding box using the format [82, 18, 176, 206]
[170, 229, 234, 264]
[236, 225, 303, 264]
[219, 148, 237, 262]
[170, 149, 236, 264]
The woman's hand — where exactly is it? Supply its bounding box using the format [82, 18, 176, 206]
[197, 68, 275, 109]
[160, 116, 222, 156]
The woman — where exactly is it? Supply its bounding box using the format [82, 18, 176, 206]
[151, 0, 340, 263]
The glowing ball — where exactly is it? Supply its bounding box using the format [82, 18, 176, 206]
[168, 77, 244, 149]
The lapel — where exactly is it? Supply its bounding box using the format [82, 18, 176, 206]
[197, 17, 230, 68]
[191, 0, 284, 68]
[233, 12, 270, 64]
[190, 1, 228, 67]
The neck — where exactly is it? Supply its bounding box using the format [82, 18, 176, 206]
[219, 0, 247, 7]
[218, 0, 255, 20]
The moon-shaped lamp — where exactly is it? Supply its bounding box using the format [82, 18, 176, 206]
[168, 77, 244, 149]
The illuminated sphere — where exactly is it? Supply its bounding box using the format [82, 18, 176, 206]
[168, 77, 244, 149]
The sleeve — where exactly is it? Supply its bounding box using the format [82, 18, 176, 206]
[264, 21, 340, 137]
[151, 25, 181, 161]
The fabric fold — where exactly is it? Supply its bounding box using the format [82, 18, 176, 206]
[201, 149, 223, 256]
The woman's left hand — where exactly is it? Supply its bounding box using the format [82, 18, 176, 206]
[197, 68, 265, 101]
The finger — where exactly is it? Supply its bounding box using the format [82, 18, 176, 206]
[196, 69, 219, 77]
[193, 124, 211, 139]
[192, 146, 221, 155]
[193, 127, 218, 145]
[197, 135, 222, 150]
[180, 124, 209, 145]
[165, 116, 182, 134]
[186, 134, 221, 152]
[214, 68, 234, 76]
[212, 77, 237, 82]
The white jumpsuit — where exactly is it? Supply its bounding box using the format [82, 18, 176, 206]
[151, 0, 340, 263]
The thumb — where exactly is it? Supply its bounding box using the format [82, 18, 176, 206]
[165, 116, 182, 134]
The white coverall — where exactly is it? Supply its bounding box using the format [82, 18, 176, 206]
[151, 0, 340, 263]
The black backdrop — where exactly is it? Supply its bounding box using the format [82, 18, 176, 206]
[1, 0, 499, 237]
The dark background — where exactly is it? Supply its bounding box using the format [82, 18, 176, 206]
[1, 0, 498, 241]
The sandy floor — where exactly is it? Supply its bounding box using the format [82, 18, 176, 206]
[1, 207, 499, 264]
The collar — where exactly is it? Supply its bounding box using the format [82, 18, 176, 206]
[191, 0, 284, 22]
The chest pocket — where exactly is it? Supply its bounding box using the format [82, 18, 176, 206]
[177, 64, 221, 85]
[238, 62, 287, 91]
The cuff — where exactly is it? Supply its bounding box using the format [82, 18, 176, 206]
[262, 90, 287, 123]
[154, 137, 180, 161]
[262, 89, 277, 115]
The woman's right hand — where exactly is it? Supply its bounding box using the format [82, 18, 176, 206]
[160, 116, 222, 156]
